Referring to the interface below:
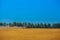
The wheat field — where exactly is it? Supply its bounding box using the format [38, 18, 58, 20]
[0, 27, 60, 40]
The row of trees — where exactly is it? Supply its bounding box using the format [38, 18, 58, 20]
[0, 22, 60, 28]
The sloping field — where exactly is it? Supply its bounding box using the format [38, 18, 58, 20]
[0, 28, 60, 40]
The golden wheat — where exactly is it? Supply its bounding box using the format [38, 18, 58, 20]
[0, 27, 60, 40]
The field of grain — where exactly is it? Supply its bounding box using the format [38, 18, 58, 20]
[0, 28, 60, 40]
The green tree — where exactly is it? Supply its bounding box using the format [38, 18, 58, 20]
[0, 22, 3, 26]
[53, 23, 60, 28]
[47, 24, 52, 28]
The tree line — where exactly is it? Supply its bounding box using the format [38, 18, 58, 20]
[0, 22, 60, 28]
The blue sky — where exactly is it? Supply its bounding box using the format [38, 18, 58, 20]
[0, 0, 60, 23]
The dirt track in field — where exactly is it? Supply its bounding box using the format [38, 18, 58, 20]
[0, 28, 60, 40]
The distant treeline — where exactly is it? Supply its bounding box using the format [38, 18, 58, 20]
[0, 22, 60, 28]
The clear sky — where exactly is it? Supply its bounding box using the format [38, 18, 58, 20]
[0, 0, 60, 23]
